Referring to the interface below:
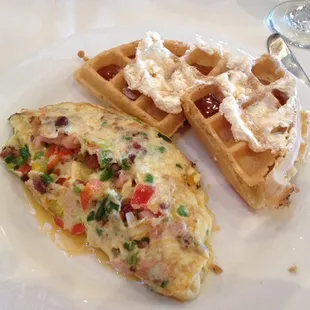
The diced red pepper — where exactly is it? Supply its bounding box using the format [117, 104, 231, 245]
[46, 145, 73, 173]
[70, 223, 86, 235]
[53, 217, 64, 228]
[80, 179, 104, 211]
[18, 164, 31, 175]
[56, 177, 67, 185]
[46, 144, 58, 157]
[131, 184, 155, 206]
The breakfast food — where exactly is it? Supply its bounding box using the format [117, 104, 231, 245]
[74, 38, 186, 136]
[182, 54, 308, 209]
[0, 102, 214, 300]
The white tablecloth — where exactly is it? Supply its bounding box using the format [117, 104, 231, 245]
[1, 0, 309, 76]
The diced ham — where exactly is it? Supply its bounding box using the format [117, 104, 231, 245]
[84, 153, 100, 170]
[111, 258, 133, 276]
[138, 210, 156, 220]
[167, 221, 188, 237]
[115, 171, 129, 189]
[40, 133, 80, 150]
[33, 177, 47, 194]
[0, 146, 18, 159]
[120, 198, 135, 222]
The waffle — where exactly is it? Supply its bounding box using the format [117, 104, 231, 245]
[182, 53, 308, 209]
[74, 40, 190, 137]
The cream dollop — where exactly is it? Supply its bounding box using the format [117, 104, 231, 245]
[124, 32, 205, 114]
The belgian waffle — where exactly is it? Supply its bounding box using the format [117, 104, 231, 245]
[74, 40, 192, 136]
[74, 38, 233, 136]
[182, 54, 308, 209]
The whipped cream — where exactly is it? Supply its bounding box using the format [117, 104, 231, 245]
[124, 32, 205, 114]
[219, 75, 298, 153]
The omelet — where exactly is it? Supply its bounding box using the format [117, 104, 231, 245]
[0, 102, 214, 300]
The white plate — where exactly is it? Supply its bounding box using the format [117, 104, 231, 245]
[0, 25, 309, 310]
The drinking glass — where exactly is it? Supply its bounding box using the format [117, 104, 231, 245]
[266, 0, 310, 48]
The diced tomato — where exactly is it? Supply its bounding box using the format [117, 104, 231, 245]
[80, 179, 104, 211]
[46, 145, 73, 173]
[53, 217, 64, 228]
[56, 177, 67, 185]
[18, 164, 31, 175]
[131, 184, 155, 206]
[71, 223, 86, 235]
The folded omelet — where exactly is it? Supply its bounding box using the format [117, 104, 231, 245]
[0, 102, 214, 300]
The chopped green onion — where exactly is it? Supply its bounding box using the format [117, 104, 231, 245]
[19, 145, 31, 162]
[96, 228, 103, 237]
[34, 151, 44, 160]
[140, 132, 148, 137]
[100, 167, 113, 181]
[108, 200, 119, 212]
[100, 150, 113, 169]
[177, 205, 189, 217]
[124, 241, 136, 252]
[73, 186, 81, 193]
[160, 280, 169, 288]
[41, 173, 54, 184]
[122, 136, 133, 141]
[127, 252, 139, 266]
[133, 117, 143, 124]
[95, 198, 108, 221]
[145, 173, 154, 184]
[87, 211, 95, 222]
[158, 146, 166, 153]
[157, 132, 171, 143]
[176, 163, 183, 169]
[4, 154, 15, 164]
[121, 158, 130, 170]
[102, 121, 108, 126]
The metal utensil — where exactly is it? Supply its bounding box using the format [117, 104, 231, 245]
[267, 33, 310, 87]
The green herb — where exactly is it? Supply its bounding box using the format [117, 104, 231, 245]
[95, 196, 120, 222]
[108, 200, 119, 212]
[177, 205, 189, 217]
[122, 136, 133, 141]
[73, 186, 82, 193]
[158, 146, 166, 153]
[41, 173, 54, 184]
[87, 211, 95, 222]
[145, 173, 154, 184]
[4, 154, 15, 164]
[160, 280, 169, 288]
[140, 132, 148, 137]
[102, 121, 108, 126]
[100, 167, 113, 181]
[127, 252, 139, 266]
[34, 151, 44, 160]
[124, 241, 136, 252]
[176, 163, 183, 169]
[133, 117, 143, 124]
[95, 197, 108, 221]
[157, 132, 172, 143]
[19, 145, 30, 162]
[96, 227, 103, 237]
[121, 158, 131, 170]
[100, 150, 113, 169]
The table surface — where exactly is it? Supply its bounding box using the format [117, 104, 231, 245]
[0, 0, 309, 77]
